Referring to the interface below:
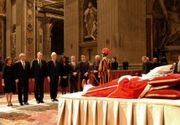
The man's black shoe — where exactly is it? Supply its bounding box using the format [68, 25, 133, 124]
[24, 102, 29, 105]
[20, 103, 23, 106]
[53, 99, 58, 102]
[40, 100, 44, 103]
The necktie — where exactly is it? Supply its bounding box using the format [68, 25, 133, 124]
[38, 60, 42, 67]
[22, 61, 25, 69]
[53, 61, 56, 67]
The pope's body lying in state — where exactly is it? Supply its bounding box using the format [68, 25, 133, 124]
[82, 65, 180, 99]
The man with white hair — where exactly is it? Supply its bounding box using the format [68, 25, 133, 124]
[31, 52, 47, 103]
[92, 55, 100, 85]
[69, 56, 79, 93]
[142, 56, 152, 74]
[47, 52, 60, 102]
[15, 53, 31, 106]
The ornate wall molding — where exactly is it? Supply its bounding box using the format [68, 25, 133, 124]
[26, 0, 35, 59]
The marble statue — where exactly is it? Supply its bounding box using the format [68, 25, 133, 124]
[84, 2, 97, 40]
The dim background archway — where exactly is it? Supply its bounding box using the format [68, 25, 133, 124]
[51, 20, 64, 55]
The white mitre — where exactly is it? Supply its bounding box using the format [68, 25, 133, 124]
[142, 64, 173, 80]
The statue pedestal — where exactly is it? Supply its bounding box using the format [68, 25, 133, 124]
[84, 35, 96, 41]
[79, 41, 97, 62]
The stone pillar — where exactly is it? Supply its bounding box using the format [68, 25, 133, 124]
[0, 19, 5, 59]
[44, 17, 51, 59]
[6, 0, 12, 57]
[118, 0, 146, 64]
[0, 0, 5, 59]
[97, 0, 119, 55]
[37, 19, 43, 53]
[5, 0, 37, 60]
[15, 0, 35, 60]
[26, 0, 35, 60]
[16, 0, 26, 57]
[5, 0, 18, 59]
[64, 0, 80, 59]
[98, 0, 146, 65]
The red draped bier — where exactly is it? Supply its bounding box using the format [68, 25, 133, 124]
[83, 74, 180, 99]
[83, 77, 148, 98]
[108, 77, 148, 98]
[84, 79, 118, 97]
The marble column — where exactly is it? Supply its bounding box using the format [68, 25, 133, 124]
[36, 19, 43, 53]
[0, 19, 5, 59]
[16, 0, 26, 57]
[15, 0, 35, 60]
[64, 0, 80, 59]
[0, 0, 5, 59]
[97, 0, 119, 55]
[118, 0, 146, 64]
[6, 0, 12, 57]
[44, 17, 51, 59]
[25, 0, 35, 60]
[98, 0, 146, 65]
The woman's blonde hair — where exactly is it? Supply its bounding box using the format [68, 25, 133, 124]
[5, 57, 12, 64]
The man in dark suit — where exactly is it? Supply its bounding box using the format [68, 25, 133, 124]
[15, 53, 30, 106]
[174, 55, 180, 73]
[122, 61, 129, 70]
[142, 56, 152, 74]
[152, 57, 160, 69]
[110, 57, 119, 70]
[47, 52, 60, 102]
[78, 55, 89, 90]
[31, 52, 47, 104]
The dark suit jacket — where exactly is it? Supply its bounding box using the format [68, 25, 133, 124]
[78, 61, 89, 79]
[60, 63, 70, 77]
[31, 59, 47, 80]
[14, 61, 31, 83]
[152, 62, 160, 69]
[142, 62, 152, 74]
[47, 60, 59, 81]
[69, 63, 79, 79]
[93, 61, 100, 71]
[122, 61, 129, 70]
[110, 61, 118, 70]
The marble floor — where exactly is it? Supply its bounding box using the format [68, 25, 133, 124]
[0, 93, 60, 125]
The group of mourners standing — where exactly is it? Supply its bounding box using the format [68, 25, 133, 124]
[141, 55, 180, 75]
[1, 48, 112, 106]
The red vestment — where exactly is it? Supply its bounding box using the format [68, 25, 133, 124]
[83, 74, 180, 99]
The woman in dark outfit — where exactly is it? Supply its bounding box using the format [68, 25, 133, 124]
[2, 57, 16, 106]
[60, 56, 70, 94]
